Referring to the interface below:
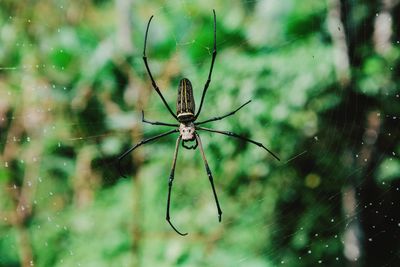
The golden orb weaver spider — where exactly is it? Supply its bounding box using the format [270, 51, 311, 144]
[118, 10, 280, 236]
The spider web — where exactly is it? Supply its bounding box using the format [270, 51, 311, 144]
[0, 0, 399, 266]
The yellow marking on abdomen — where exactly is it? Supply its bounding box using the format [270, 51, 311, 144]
[184, 79, 188, 112]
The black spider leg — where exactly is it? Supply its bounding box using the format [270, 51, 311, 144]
[141, 111, 179, 127]
[117, 129, 179, 178]
[195, 100, 251, 125]
[197, 127, 280, 161]
[166, 136, 188, 236]
[195, 133, 222, 222]
[195, 9, 217, 119]
[143, 16, 178, 121]
[181, 138, 198, 150]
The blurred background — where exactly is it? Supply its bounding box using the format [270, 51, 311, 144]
[0, 0, 399, 266]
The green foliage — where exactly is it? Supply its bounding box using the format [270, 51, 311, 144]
[0, 0, 399, 267]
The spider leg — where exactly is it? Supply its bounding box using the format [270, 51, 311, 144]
[141, 111, 179, 127]
[117, 129, 178, 178]
[196, 127, 280, 161]
[195, 133, 223, 222]
[195, 100, 251, 125]
[143, 16, 178, 121]
[166, 136, 188, 236]
[195, 10, 217, 119]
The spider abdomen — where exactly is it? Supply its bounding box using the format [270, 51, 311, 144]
[176, 78, 195, 122]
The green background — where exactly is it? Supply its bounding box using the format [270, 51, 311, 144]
[0, 0, 399, 266]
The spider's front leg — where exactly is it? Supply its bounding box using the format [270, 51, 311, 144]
[195, 133, 223, 222]
[166, 136, 188, 236]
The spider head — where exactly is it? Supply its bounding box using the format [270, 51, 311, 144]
[179, 122, 195, 141]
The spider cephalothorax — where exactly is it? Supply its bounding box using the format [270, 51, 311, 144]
[118, 10, 280, 236]
[179, 122, 197, 149]
[179, 122, 195, 140]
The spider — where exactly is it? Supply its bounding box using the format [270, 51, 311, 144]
[118, 10, 280, 236]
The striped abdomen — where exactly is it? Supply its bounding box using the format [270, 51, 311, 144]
[176, 78, 195, 122]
